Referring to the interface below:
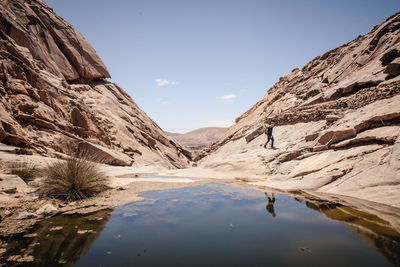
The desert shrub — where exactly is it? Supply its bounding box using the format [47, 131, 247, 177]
[10, 162, 40, 182]
[41, 154, 109, 201]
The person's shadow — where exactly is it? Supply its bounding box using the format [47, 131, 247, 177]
[265, 192, 276, 217]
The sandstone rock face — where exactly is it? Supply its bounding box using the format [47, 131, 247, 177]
[0, 0, 190, 168]
[199, 13, 400, 207]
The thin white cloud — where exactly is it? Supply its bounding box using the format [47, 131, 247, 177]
[160, 100, 170, 105]
[218, 94, 237, 100]
[165, 128, 193, 134]
[201, 120, 234, 128]
[155, 78, 178, 86]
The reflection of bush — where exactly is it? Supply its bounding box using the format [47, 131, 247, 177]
[2, 209, 112, 266]
[41, 154, 108, 201]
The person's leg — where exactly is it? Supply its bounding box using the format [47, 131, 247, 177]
[271, 136, 274, 148]
[264, 136, 271, 148]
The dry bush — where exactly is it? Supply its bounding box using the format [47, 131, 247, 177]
[10, 162, 40, 182]
[40, 152, 109, 201]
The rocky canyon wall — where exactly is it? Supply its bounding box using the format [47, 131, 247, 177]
[198, 12, 400, 207]
[0, 0, 191, 168]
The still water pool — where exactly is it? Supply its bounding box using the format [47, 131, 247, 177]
[2, 183, 400, 266]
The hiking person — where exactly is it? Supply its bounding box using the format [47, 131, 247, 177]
[263, 123, 275, 149]
[265, 192, 276, 217]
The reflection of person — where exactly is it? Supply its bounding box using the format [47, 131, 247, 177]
[265, 192, 276, 217]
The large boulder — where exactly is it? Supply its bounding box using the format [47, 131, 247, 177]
[331, 126, 399, 148]
[78, 141, 133, 166]
[0, 174, 30, 194]
[317, 128, 357, 146]
[245, 126, 264, 143]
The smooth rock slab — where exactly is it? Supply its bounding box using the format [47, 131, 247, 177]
[16, 211, 37, 220]
[0, 174, 30, 194]
[78, 141, 133, 166]
[331, 126, 400, 148]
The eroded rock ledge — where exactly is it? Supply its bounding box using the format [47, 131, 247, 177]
[195, 12, 400, 208]
[0, 0, 191, 168]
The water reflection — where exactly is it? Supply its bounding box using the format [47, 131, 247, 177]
[0, 209, 112, 266]
[1, 183, 399, 267]
[265, 192, 276, 217]
[298, 195, 400, 266]
[76, 183, 399, 266]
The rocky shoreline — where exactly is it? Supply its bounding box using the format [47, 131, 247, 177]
[1, 142, 399, 240]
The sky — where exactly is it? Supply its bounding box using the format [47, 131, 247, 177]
[45, 0, 400, 133]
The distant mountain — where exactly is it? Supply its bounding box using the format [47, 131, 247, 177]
[167, 127, 228, 150]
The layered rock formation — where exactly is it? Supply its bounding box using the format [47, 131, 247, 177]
[197, 12, 400, 207]
[167, 127, 228, 150]
[0, 0, 190, 168]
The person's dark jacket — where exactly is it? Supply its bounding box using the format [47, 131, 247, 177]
[265, 126, 273, 136]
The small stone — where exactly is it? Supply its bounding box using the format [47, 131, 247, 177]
[36, 204, 57, 217]
[106, 251, 112, 255]
[7, 254, 35, 263]
[23, 233, 38, 238]
[16, 211, 36, 220]
[5, 210, 11, 215]
[299, 247, 312, 254]
[49, 226, 63, 231]
[29, 242, 40, 247]
[325, 114, 341, 122]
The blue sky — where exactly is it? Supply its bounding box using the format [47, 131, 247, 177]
[45, 0, 400, 133]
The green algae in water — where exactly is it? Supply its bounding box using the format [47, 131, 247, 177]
[2, 183, 400, 266]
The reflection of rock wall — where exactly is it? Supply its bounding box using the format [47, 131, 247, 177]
[1, 209, 112, 266]
[347, 224, 400, 267]
[302, 196, 400, 266]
